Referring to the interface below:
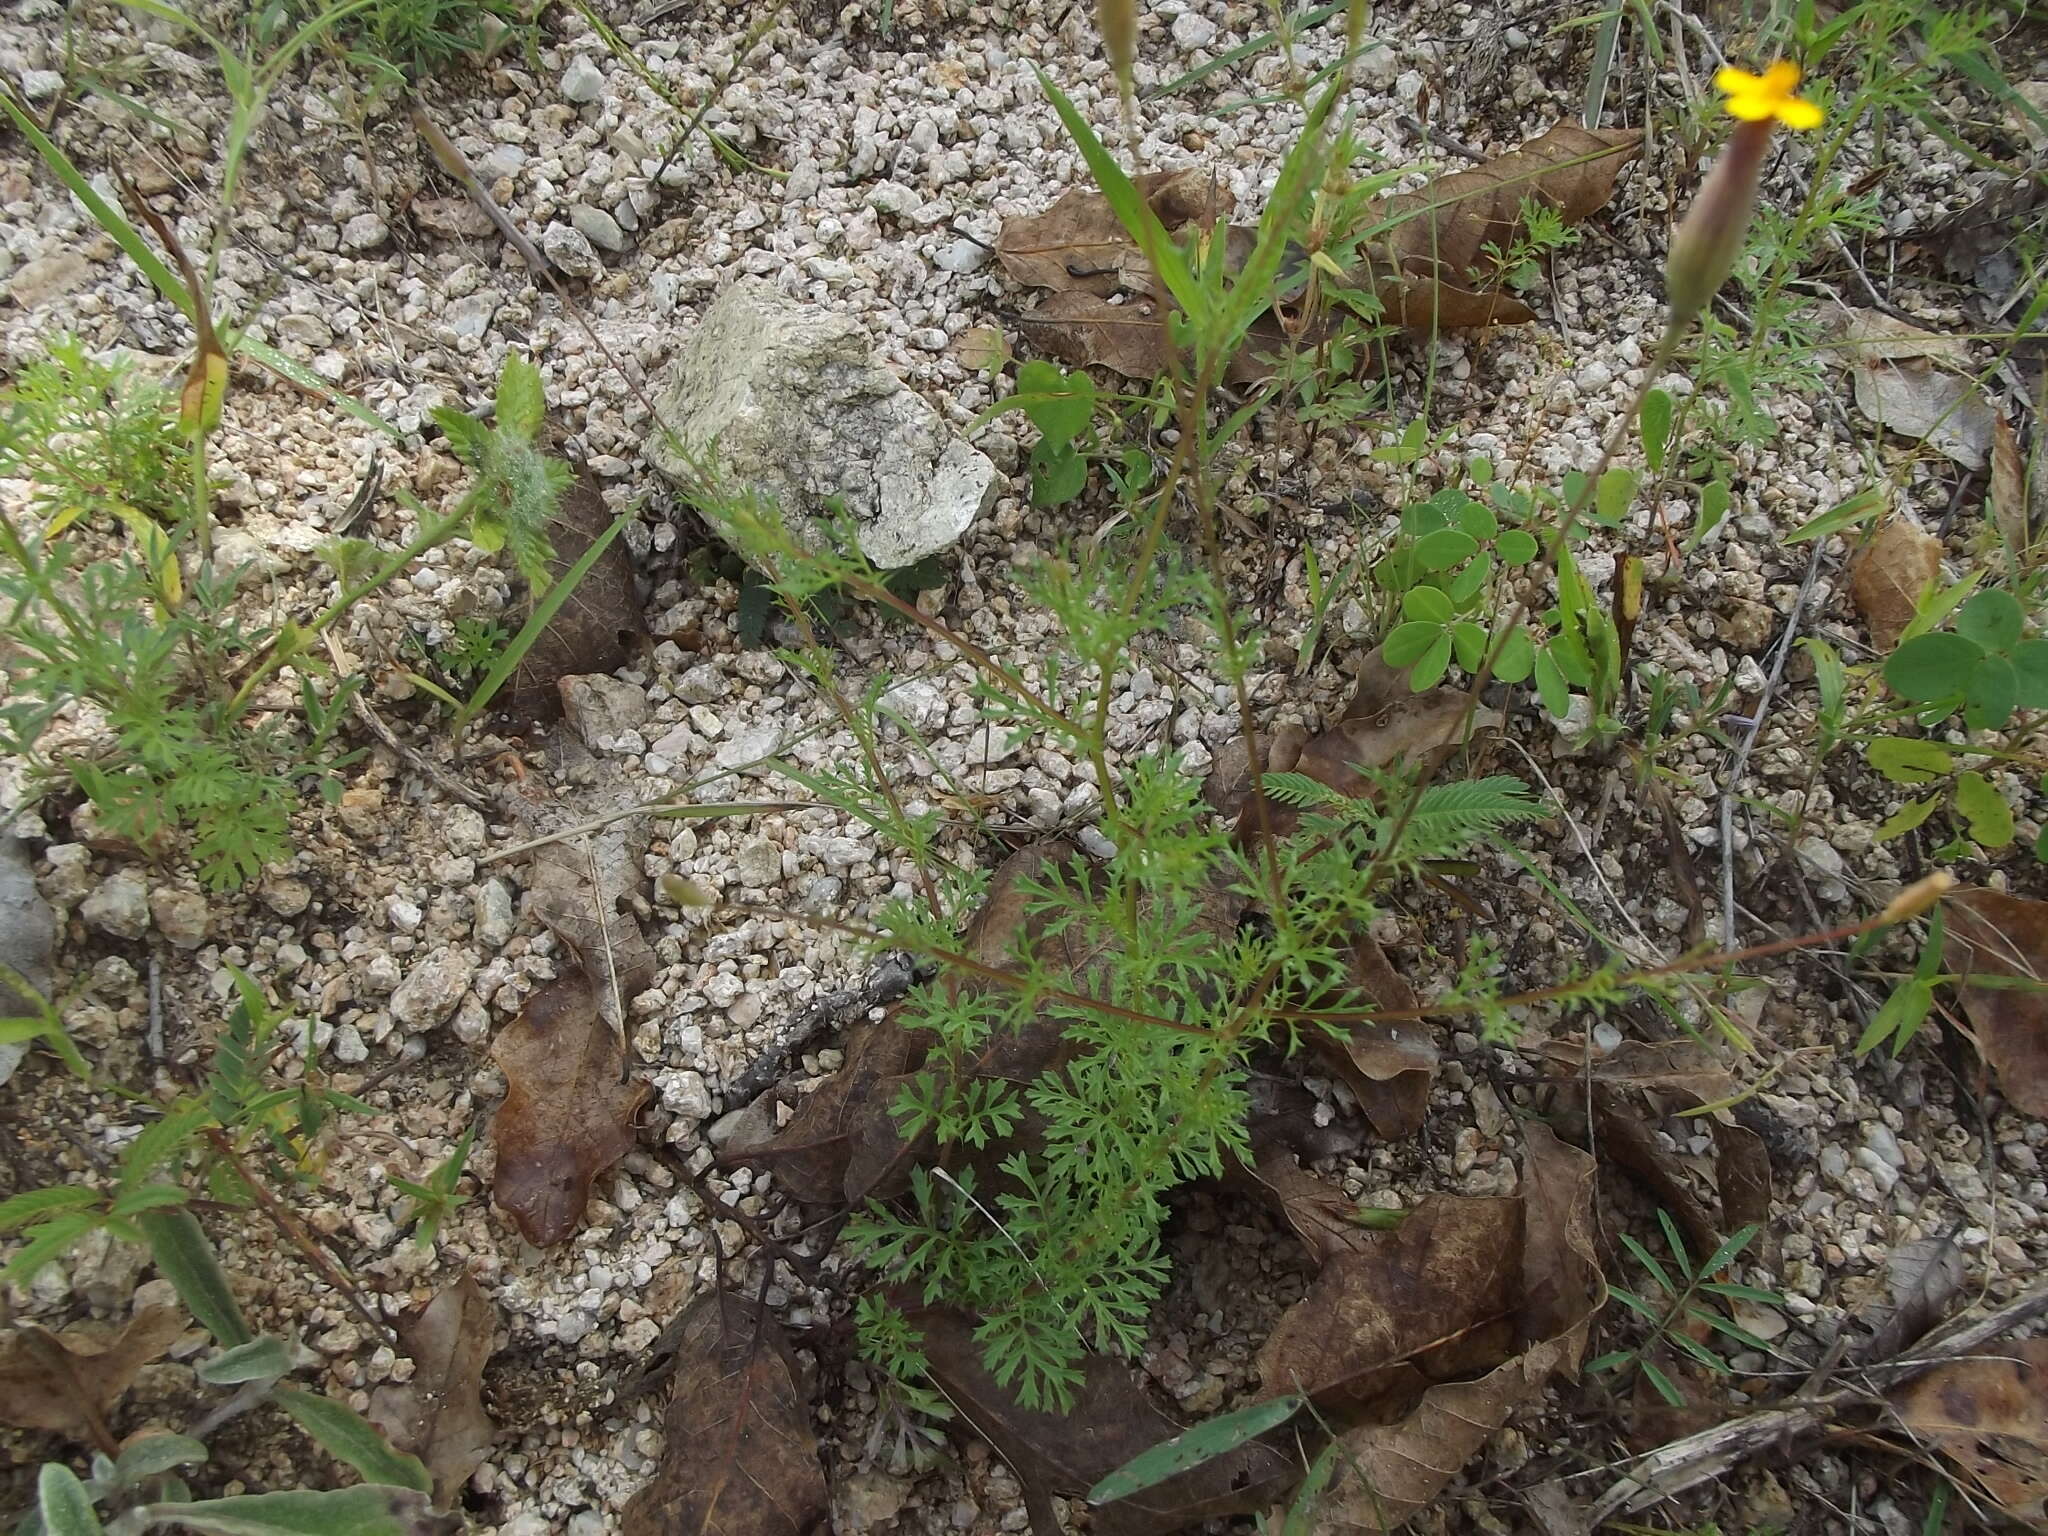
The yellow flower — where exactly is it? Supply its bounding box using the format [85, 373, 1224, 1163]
[1714, 60, 1824, 130]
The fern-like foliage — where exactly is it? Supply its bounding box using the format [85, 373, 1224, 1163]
[1395, 775, 1545, 858]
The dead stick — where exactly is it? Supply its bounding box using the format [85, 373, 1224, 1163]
[1589, 1279, 2048, 1522]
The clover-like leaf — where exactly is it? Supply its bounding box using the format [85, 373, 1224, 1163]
[1867, 737, 1955, 785]
[1410, 631, 1454, 690]
[1954, 771, 2016, 848]
[1402, 586, 1454, 625]
[1413, 529, 1479, 572]
[1954, 589, 2023, 654]
[2011, 639, 2048, 710]
[1496, 529, 1539, 565]
[1383, 621, 1443, 667]
[1493, 626, 1536, 684]
[1884, 631, 1983, 704]
[1966, 654, 2018, 732]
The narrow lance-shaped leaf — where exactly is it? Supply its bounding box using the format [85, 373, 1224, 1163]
[274, 1386, 433, 1494]
[137, 1209, 251, 1347]
[1088, 1393, 1305, 1503]
[134, 1486, 458, 1536]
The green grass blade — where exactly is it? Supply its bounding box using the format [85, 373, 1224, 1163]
[0, 90, 397, 441]
[1142, 0, 1348, 100]
[1583, 6, 1623, 127]
[1035, 69, 1201, 318]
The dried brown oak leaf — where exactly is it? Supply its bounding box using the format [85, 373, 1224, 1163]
[995, 168, 1233, 296]
[0, 1304, 185, 1440]
[368, 1274, 498, 1508]
[997, 128, 1638, 383]
[499, 463, 647, 728]
[721, 1004, 924, 1204]
[1258, 1194, 1524, 1416]
[1357, 125, 1644, 330]
[909, 1304, 1295, 1536]
[1265, 1124, 1601, 1535]
[490, 973, 651, 1244]
[1535, 1037, 1773, 1269]
[1944, 888, 2048, 1117]
[1304, 931, 1435, 1142]
[622, 1291, 827, 1536]
[526, 818, 660, 1010]
[1892, 1336, 2048, 1524]
[1851, 515, 1943, 652]
[1236, 1142, 1384, 1265]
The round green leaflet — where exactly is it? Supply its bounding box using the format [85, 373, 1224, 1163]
[1882, 631, 1982, 704]
[1966, 654, 2018, 731]
[1954, 588, 2023, 653]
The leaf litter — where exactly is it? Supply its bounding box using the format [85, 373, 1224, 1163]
[708, 681, 1617, 1536]
[996, 124, 1642, 380]
[0, 1303, 185, 1439]
[489, 971, 651, 1245]
[368, 1274, 499, 1508]
[621, 1291, 829, 1536]
[1941, 887, 2048, 1117]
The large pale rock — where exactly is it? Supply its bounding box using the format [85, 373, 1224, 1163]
[646, 280, 997, 568]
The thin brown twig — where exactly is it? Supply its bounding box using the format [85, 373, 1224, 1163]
[1587, 1277, 2048, 1522]
[203, 1129, 395, 1347]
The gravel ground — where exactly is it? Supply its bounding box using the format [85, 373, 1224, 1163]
[2, 0, 2045, 1530]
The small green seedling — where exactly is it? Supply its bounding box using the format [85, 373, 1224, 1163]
[1589, 1216, 1782, 1408]
[391, 1120, 478, 1249]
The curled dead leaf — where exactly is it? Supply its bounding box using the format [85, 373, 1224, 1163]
[1365, 125, 1644, 326]
[1535, 1036, 1774, 1268]
[1257, 1195, 1524, 1416]
[1891, 1336, 2048, 1524]
[489, 973, 651, 1244]
[1989, 416, 2035, 560]
[996, 126, 1642, 386]
[1263, 1124, 1601, 1534]
[910, 1304, 1295, 1536]
[1944, 888, 2048, 1117]
[1236, 1144, 1388, 1266]
[1850, 515, 1941, 652]
[0, 1304, 185, 1441]
[500, 465, 647, 728]
[1306, 934, 1435, 1141]
[622, 1292, 828, 1536]
[526, 819, 660, 1012]
[995, 168, 1233, 297]
[1833, 308, 1997, 469]
[368, 1275, 499, 1509]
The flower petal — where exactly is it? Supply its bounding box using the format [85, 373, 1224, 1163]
[1724, 94, 1777, 120]
[1775, 96, 1824, 129]
[1761, 59, 1804, 94]
[1715, 66, 1767, 95]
